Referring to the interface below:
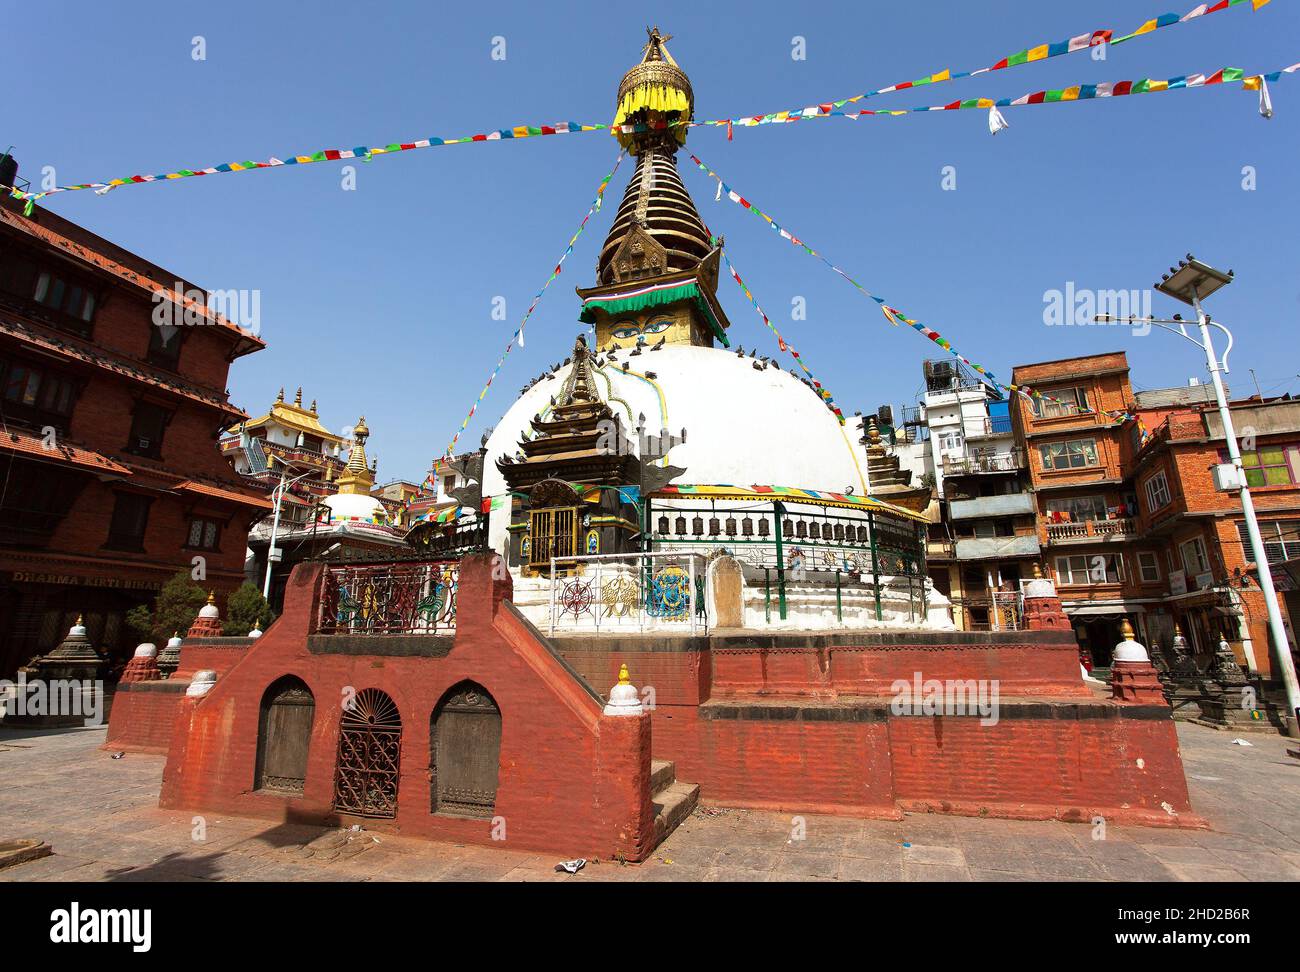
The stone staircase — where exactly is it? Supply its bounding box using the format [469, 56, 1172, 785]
[649, 758, 699, 849]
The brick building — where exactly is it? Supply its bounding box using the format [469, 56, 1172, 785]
[1130, 393, 1300, 678]
[1013, 352, 1146, 667]
[1011, 349, 1299, 679]
[0, 182, 269, 678]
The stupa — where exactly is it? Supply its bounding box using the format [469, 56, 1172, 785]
[461, 28, 942, 631]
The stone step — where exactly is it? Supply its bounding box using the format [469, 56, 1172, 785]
[650, 780, 699, 850]
[650, 759, 676, 794]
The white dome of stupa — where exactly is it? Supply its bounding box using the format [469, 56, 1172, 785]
[323, 490, 387, 524]
[482, 343, 866, 499]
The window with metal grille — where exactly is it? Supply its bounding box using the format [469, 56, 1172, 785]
[1236, 520, 1300, 565]
[1143, 471, 1172, 512]
[528, 507, 578, 567]
[1031, 386, 1090, 418]
[1054, 553, 1122, 585]
[1038, 438, 1098, 471]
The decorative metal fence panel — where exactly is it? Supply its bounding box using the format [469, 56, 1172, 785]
[549, 552, 708, 635]
[319, 561, 459, 634]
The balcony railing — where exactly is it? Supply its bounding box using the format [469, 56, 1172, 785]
[942, 450, 1025, 476]
[967, 415, 1014, 439]
[1045, 517, 1137, 543]
[318, 561, 459, 634]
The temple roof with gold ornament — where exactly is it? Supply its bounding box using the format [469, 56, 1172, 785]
[234, 386, 344, 445]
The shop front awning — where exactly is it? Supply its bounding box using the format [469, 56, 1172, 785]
[1064, 603, 1147, 616]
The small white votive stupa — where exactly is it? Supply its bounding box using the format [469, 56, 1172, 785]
[603, 663, 644, 717]
[186, 670, 218, 698]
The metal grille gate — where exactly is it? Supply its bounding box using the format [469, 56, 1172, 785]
[332, 688, 402, 818]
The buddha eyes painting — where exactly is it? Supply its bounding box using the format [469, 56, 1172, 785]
[610, 318, 675, 341]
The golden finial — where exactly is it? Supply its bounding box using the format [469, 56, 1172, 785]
[867, 416, 882, 444]
[1032, 562, 1042, 579]
[1119, 617, 1135, 640]
[276, 387, 284, 403]
[1174, 622, 1184, 637]
[617, 663, 631, 685]
[310, 399, 317, 414]
[75, 614, 84, 625]
[253, 617, 260, 628]
[206, 592, 216, 605]
[294, 387, 303, 406]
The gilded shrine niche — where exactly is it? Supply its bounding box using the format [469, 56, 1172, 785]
[610, 224, 667, 283]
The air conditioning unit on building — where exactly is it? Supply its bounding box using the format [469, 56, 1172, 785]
[1212, 463, 1242, 492]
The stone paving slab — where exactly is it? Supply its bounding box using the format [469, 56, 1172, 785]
[0, 721, 1297, 882]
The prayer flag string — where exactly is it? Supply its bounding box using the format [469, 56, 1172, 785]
[689, 152, 1140, 424]
[441, 151, 625, 460]
[718, 248, 845, 425]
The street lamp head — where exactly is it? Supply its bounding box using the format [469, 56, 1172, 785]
[1155, 256, 1234, 306]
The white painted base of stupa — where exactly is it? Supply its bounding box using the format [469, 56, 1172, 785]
[505, 566, 954, 635]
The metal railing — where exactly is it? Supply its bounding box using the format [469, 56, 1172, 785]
[319, 561, 459, 634]
[967, 415, 1014, 438]
[1045, 517, 1137, 543]
[549, 551, 708, 635]
[942, 450, 1025, 476]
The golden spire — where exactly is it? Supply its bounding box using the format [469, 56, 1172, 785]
[310, 399, 318, 414]
[294, 386, 303, 407]
[1119, 617, 1135, 640]
[617, 663, 631, 685]
[337, 417, 376, 495]
[206, 592, 215, 605]
[276, 387, 285, 403]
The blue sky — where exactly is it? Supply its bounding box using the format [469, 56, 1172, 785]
[9, 0, 1298, 482]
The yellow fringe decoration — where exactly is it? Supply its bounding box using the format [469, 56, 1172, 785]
[614, 83, 690, 145]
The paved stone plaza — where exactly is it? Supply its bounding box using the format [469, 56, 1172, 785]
[1, 721, 1297, 882]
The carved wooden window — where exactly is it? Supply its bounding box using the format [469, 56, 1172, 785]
[528, 507, 578, 568]
[430, 682, 501, 818]
[255, 676, 315, 795]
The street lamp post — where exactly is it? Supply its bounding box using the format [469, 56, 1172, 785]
[1099, 256, 1300, 735]
[263, 463, 315, 602]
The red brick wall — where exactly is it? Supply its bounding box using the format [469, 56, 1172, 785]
[104, 682, 189, 754]
[158, 556, 658, 861]
[553, 632, 1197, 827]
[891, 710, 1194, 826]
